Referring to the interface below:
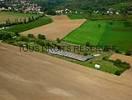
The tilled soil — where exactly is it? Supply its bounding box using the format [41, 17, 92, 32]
[0, 43, 132, 100]
[21, 15, 86, 40]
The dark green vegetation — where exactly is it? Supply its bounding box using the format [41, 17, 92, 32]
[67, 14, 86, 19]
[64, 20, 132, 51]
[33, 0, 131, 13]
[0, 31, 130, 76]
[111, 1, 132, 10]
[68, 13, 132, 20]
[4, 16, 52, 33]
[33, 0, 131, 9]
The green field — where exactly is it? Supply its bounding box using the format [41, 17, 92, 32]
[111, 1, 132, 9]
[4, 16, 52, 33]
[64, 20, 132, 51]
[67, 14, 86, 19]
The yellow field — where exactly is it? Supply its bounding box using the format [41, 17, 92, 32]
[0, 11, 35, 24]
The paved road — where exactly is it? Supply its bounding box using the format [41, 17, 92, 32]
[0, 43, 132, 100]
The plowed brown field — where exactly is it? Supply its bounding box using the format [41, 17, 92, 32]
[0, 43, 132, 100]
[21, 15, 86, 40]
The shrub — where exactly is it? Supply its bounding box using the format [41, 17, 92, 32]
[19, 36, 29, 42]
[38, 34, 46, 40]
[36, 39, 45, 46]
[15, 32, 20, 36]
[113, 59, 130, 69]
[0, 32, 12, 40]
[103, 46, 110, 52]
[125, 51, 132, 56]
[85, 41, 90, 47]
[114, 59, 122, 66]
[114, 70, 122, 76]
[56, 38, 61, 43]
[114, 48, 121, 53]
[103, 56, 108, 61]
[28, 34, 35, 38]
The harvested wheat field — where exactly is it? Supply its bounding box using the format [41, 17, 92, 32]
[21, 15, 86, 40]
[0, 43, 132, 100]
[0, 11, 34, 24]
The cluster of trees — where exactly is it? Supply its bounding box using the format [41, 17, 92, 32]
[33, 0, 131, 13]
[0, 32, 13, 41]
[113, 59, 130, 75]
[27, 34, 46, 40]
[0, 31, 20, 42]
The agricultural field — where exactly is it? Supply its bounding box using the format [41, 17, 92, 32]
[111, 1, 132, 9]
[20, 15, 86, 40]
[67, 14, 86, 19]
[5, 16, 52, 33]
[0, 11, 38, 24]
[1, 0, 132, 100]
[64, 20, 132, 51]
[0, 43, 132, 100]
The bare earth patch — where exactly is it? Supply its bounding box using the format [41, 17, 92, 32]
[0, 43, 132, 100]
[110, 53, 132, 65]
[21, 15, 86, 40]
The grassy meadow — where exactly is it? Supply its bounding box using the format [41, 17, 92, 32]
[64, 20, 132, 51]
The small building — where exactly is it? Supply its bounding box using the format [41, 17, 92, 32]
[56, 10, 64, 15]
[115, 11, 120, 15]
[95, 64, 101, 69]
[48, 49, 93, 62]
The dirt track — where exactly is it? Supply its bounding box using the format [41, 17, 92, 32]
[21, 15, 86, 40]
[0, 43, 132, 100]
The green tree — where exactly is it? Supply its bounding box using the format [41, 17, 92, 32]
[28, 34, 35, 38]
[56, 38, 61, 43]
[38, 34, 46, 40]
[85, 41, 90, 47]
